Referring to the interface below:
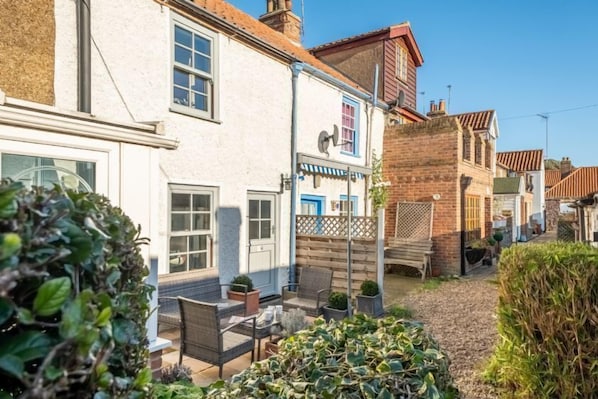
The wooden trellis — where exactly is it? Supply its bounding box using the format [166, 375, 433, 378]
[394, 202, 434, 240]
[296, 215, 377, 239]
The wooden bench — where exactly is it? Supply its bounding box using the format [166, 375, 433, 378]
[384, 238, 433, 281]
[158, 274, 246, 331]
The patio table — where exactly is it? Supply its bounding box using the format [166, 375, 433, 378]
[227, 311, 282, 360]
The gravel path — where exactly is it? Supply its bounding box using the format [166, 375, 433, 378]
[401, 274, 500, 399]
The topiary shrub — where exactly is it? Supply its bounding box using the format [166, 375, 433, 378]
[327, 291, 348, 310]
[206, 314, 459, 398]
[484, 242, 598, 398]
[0, 181, 153, 398]
[229, 274, 253, 292]
[360, 279, 380, 296]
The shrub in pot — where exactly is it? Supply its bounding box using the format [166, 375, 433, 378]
[322, 291, 349, 322]
[356, 279, 384, 317]
[227, 274, 260, 315]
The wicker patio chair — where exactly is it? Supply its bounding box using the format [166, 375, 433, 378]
[281, 266, 333, 317]
[177, 297, 256, 378]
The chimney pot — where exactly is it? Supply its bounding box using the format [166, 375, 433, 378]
[438, 99, 446, 112]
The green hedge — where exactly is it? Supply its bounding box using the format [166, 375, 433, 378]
[202, 314, 458, 398]
[485, 242, 598, 398]
[0, 181, 152, 398]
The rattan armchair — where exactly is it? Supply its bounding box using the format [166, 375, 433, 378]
[282, 266, 333, 317]
[177, 297, 256, 378]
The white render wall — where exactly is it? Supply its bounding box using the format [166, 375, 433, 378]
[530, 170, 545, 231]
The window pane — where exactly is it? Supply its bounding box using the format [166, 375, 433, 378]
[261, 200, 271, 218]
[173, 69, 189, 87]
[194, 54, 211, 73]
[169, 257, 186, 273]
[193, 214, 210, 230]
[172, 194, 190, 211]
[173, 87, 189, 106]
[193, 194, 210, 211]
[171, 214, 190, 231]
[189, 235, 207, 251]
[191, 77, 207, 93]
[174, 45, 192, 66]
[194, 35, 210, 56]
[169, 236, 187, 254]
[261, 221, 271, 238]
[193, 93, 207, 111]
[175, 25, 193, 47]
[189, 253, 207, 270]
[249, 200, 259, 218]
[249, 220, 259, 239]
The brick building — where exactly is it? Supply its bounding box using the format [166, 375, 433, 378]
[383, 105, 498, 275]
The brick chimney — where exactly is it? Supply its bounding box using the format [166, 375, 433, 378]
[259, 0, 302, 46]
[427, 99, 448, 118]
[560, 156, 572, 178]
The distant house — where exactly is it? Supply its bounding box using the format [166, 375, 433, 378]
[546, 167, 598, 242]
[493, 176, 531, 244]
[384, 104, 499, 275]
[496, 149, 545, 235]
[310, 23, 426, 125]
[544, 156, 575, 230]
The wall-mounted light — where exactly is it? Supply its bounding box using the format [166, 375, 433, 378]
[281, 173, 292, 192]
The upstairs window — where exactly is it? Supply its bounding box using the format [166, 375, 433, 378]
[171, 16, 219, 120]
[475, 135, 482, 165]
[484, 139, 492, 169]
[396, 45, 408, 82]
[341, 97, 359, 156]
[463, 131, 471, 161]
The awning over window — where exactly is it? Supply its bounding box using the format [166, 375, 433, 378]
[297, 153, 371, 180]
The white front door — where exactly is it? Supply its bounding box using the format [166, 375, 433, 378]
[247, 192, 277, 296]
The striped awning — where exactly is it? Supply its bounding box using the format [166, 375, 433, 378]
[300, 163, 365, 179]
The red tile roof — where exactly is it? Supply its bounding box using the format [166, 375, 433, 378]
[546, 167, 598, 199]
[545, 170, 561, 188]
[454, 110, 494, 132]
[309, 23, 424, 67]
[180, 0, 364, 91]
[496, 149, 544, 172]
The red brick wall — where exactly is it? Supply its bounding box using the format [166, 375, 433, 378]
[383, 117, 494, 275]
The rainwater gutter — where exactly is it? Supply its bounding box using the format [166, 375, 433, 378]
[77, 0, 91, 113]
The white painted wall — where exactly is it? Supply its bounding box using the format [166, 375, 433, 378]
[530, 169, 545, 230]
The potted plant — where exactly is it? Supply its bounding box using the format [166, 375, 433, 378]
[227, 274, 260, 316]
[465, 239, 488, 266]
[493, 230, 504, 254]
[265, 308, 308, 358]
[356, 279, 384, 317]
[322, 291, 349, 322]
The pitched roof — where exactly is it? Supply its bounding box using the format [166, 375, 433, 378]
[494, 177, 522, 194]
[181, 0, 364, 91]
[545, 170, 561, 188]
[309, 23, 424, 67]
[454, 110, 494, 132]
[546, 167, 598, 199]
[496, 149, 544, 172]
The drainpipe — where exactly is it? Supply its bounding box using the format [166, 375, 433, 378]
[77, 0, 91, 113]
[460, 175, 473, 276]
[289, 63, 303, 285]
[364, 64, 379, 216]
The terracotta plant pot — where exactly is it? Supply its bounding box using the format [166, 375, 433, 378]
[227, 289, 260, 316]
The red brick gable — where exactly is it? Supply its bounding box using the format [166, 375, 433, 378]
[497, 149, 544, 172]
[546, 167, 598, 199]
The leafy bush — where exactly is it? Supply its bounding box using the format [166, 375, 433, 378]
[0, 181, 153, 398]
[207, 314, 459, 398]
[484, 243, 598, 398]
[159, 363, 192, 384]
[153, 381, 207, 399]
[327, 291, 348, 310]
[229, 274, 253, 292]
[386, 305, 413, 319]
[492, 231, 504, 242]
[360, 279, 380, 296]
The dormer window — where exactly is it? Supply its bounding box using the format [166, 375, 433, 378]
[396, 45, 408, 82]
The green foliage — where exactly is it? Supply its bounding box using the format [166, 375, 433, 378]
[279, 308, 308, 337]
[0, 181, 153, 398]
[492, 231, 504, 243]
[153, 381, 207, 398]
[207, 314, 459, 398]
[327, 291, 348, 310]
[386, 305, 413, 319]
[486, 237, 497, 246]
[230, 274, 253, 292]
[368, 152, 390, 212]
[360, 279, 380, 296]
[159, 363, 193, 384]
[484, 243, 598, 398]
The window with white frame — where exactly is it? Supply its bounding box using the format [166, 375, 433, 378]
[171, 16, 219, 119]
[396, 45, 408, 82]
[341, 97, 359, 156]
[168, 185, 217, 273]
[339, 195, 357, 216]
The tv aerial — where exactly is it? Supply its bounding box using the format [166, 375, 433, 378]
[317, 124, 341, 155]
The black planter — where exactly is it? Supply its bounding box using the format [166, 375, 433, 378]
[322, 306, 348, 322]
[465, 247, 486, 264]
[356, 294, 384, 317]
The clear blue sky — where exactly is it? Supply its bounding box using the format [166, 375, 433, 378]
[228, 0, 598, 167]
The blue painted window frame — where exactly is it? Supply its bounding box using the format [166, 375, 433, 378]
[300, 194, 325, 215]
[340, 195, 358, 216]
[341, 96, 360, 157]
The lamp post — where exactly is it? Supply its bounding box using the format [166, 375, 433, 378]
[537, 113, 549, 159]
[460, 174, 473, 276]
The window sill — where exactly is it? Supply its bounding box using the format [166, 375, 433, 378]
[341, 151, 361, 158]
[169, 107, 222, 124]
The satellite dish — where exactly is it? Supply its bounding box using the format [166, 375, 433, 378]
[331, 125, 339, 146]
[397, 90, 405, 108]
[318, 130, 330, 154]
